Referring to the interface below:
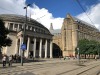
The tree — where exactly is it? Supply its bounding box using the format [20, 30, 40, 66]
[87, 40, 97, 55]
[76, 39, 100, 56]
[0, 19, 12, 53]
[76, 39, 89, 54]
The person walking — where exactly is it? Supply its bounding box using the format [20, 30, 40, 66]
[8, 55, 12, 67]
[2, 55, 7, 67]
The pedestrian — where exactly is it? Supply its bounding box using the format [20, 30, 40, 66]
[95, 55, 98, 61]
[2, 55, 7, 67]
[8, 55, 12, 67]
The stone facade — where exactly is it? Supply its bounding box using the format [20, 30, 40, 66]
[50, 14, 100, 57]
[0, 14, 53, 58]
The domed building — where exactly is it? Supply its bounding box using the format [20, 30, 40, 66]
[0, 14, 53, 58]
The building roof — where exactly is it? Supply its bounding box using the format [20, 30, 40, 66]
[0, 14, 51, 34]
[50, 29, 61, 35]
[73, 17, 98, 30]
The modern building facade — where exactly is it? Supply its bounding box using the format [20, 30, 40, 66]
[0, 14, 53, 58]
[50, 14, 100, 57]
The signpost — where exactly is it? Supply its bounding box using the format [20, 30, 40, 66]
[21, 44, 26, 66]
[21, 4, 30, 66]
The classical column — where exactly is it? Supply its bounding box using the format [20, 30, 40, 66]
[8, 23, 10, 29]
[26, 37, 30, 58]
[50, 40, 53, 58]
[17, 24, 19, 31]
[33, 38, 36, 58]
[39, 38, 42, 58]
[15, 38, 18, 54]
[45, 39, 47, 58]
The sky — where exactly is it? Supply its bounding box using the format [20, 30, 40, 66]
[0, 0, 100, 30]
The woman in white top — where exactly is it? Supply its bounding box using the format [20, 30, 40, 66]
[2, 55, 7, 67]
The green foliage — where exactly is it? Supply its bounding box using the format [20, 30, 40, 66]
[76, 39, 100, 55]
[0, 19, 12, 48]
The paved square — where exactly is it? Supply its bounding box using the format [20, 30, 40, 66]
[0, 59, 100, 75]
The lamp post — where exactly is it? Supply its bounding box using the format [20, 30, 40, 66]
[23, 4, 30, 43]
[77, 47, 80, 65]
[21, 4, 30, 66]
[97, 43, 100, 59]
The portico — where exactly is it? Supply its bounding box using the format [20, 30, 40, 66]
[16, 31, 53, 58]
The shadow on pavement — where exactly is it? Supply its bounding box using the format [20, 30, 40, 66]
[0, 66, 16, 69]
[0, 59, 47, 64]
[14, 71, 36, 75]
[26, 59, 46, 63]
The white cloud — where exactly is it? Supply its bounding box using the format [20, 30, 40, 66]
[0, 0, 64, 29]
[30, 4, 64, 29]
[76, 3, 100, 30]
[0, 0, 26, 15]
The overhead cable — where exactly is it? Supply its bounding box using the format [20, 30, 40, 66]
[76, 0, 95, 26]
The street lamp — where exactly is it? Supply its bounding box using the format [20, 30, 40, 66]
[21, 4, 30, 66]
[97, 43, 100, 59]
[23, 4, 30, 43]
[77, 47, 80, 65]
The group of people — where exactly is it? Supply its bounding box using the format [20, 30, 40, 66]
[2, 55, 12, 67]
[2, 54, 21, 67]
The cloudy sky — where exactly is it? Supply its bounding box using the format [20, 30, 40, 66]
[0, 0, 100, 30]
